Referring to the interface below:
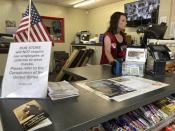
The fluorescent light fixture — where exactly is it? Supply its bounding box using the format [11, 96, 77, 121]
[73, 0, 95, 8]
[69, 0, 85, 5]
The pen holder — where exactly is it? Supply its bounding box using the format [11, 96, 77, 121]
[111, 59, 122, 76]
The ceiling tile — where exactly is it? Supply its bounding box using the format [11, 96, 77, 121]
[30, 0, 120, 9]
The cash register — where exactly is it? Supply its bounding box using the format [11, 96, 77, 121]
[74, 31, 91, 44]
[146, 44, 174, 75]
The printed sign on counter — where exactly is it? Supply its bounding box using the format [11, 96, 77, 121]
[1, 42, 51, 98]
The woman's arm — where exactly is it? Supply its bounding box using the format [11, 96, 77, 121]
[104, 35, 115, 63]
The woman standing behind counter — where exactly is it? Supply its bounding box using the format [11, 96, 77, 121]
[100, 12, 128, 64]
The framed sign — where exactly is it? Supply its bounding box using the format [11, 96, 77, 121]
[41, 16, 64, 43]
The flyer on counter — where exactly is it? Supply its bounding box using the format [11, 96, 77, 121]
[13, 100, 52, 131]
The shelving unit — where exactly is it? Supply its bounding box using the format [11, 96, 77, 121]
[70, 43, 102, 65]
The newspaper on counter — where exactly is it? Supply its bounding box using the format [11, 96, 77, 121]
[76, 76, 169, 102]
[48, 81, 79, 100]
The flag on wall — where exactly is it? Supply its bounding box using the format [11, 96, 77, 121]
[14, 1, 52, 43]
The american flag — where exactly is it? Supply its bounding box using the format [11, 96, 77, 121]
[14, 1, 52, 42]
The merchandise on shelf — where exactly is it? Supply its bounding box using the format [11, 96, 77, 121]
[89, 95, 175, 131]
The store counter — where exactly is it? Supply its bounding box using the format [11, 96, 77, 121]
[1, 65, 175, 131]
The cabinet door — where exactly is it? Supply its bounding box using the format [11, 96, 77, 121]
[0, 54, 8, 76]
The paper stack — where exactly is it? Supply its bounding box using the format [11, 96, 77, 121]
[48, 81, 79, 100]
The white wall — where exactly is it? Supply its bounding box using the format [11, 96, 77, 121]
[87, 0, 173, 39]
[0, 0, 88, 75]
[171, 0, 175, 21]
[169, 0, 175, 38]
[0, 0, 88, 52]
[87, 0, 135, 35]
[158, 0, 172, 38]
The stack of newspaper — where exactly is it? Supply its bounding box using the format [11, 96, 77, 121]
[48, 81, 79, 100]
